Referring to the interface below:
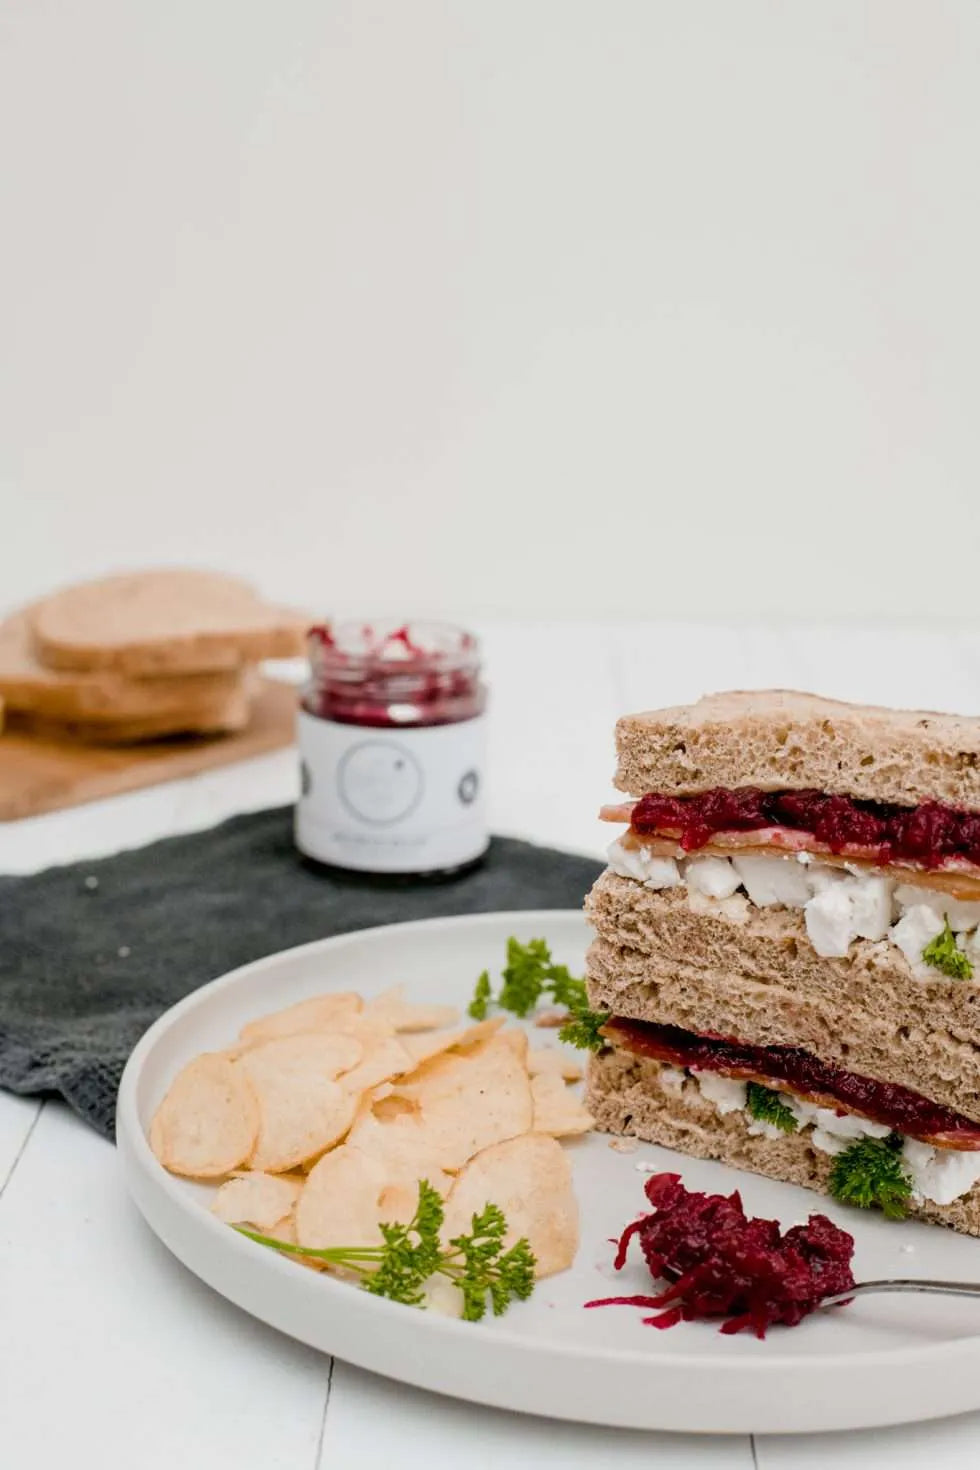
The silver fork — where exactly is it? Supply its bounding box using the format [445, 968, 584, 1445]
[821, 1279, 980, 1308]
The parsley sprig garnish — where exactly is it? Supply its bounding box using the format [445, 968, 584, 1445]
[468, 936, 610, 1051]
[828, 1135, 912, 1219]
[238, 1181, 536, 1321]
[557, 1007, 610, 1052]
[746, 1083, 798, 1134]
[922, 918, 973, 981]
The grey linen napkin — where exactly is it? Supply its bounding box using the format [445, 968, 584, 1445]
[0, 806, 603, 1139]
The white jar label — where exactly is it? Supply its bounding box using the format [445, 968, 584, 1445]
[295, 710, 488, 873]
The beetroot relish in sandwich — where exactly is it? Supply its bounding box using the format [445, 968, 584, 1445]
[604, 1017, 980, 1149]
[623, 788, 980, 870]
[586, 1172, 855, 1336]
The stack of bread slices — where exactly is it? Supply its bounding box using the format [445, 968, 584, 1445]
[0, 570, 308, 743]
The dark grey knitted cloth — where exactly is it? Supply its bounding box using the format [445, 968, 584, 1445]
[0, 806, 602, 1140]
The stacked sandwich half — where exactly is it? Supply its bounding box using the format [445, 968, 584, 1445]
[586, 691, 980, 1234]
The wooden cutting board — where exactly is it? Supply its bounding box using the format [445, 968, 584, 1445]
[0, 678, 298, 821]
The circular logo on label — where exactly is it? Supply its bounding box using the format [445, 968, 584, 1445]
[337, 739, 424, 825]
[457, 769, 480, 805]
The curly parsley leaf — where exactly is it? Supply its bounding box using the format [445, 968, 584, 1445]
[470, 936, 590, 1022]
[445, 1201, 535, 1321]
[558, 1004, 611, 1052]
[468, 970, 492, 1021]
[746, 1083, 798, 1134]
[238, 1181, 537, 1322]
[922, 918, 973, 981]
[828, 1135, 912, 1219]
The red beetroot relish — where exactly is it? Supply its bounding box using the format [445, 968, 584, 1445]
[606, 1018, 980, 1148]
[630, 787, 980, 870]
[305, 621, 485, 728]
[586, 1173, 855, 1336]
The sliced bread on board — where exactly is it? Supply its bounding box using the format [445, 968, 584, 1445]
[0, 610, 253, 723]
[29, 569, 309, 676]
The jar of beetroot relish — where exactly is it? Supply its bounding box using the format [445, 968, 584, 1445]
[295, 620, 488, 876]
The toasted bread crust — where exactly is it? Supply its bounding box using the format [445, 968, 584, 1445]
[615, 690, 980, 807]
[586, 1048, 980, 1237]
[586, 870, 980, 1124]
[0, 611, 252, 721]
[10, 686, 252, 742]
[29, 571, 308, 675]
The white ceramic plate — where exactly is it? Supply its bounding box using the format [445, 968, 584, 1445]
[118, 910, 980, 1435]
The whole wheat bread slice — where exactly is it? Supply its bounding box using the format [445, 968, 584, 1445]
[29, 570, 309, 675]
[586, 870, 980, 1123]
[615, 690, 980, 807]
[586, 1048, 980, 1237]
[8, 673, 256, 742]
[0, 610, 251, 722]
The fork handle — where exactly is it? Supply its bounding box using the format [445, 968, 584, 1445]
[822, 1278, 980, 1308]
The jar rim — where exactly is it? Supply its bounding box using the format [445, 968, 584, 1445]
[308, 619, 480, 672]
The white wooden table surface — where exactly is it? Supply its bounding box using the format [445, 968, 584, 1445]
[3, 620, 980, 1469]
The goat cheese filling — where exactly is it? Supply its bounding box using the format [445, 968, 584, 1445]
[607, 838, 980, 973]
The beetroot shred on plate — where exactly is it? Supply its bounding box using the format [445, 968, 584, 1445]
[585, 1173, 855, 1337]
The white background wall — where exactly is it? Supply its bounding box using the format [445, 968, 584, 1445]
[2, 1, 978, 624]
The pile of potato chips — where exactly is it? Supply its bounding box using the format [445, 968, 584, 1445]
[149, 986, 592, 1311]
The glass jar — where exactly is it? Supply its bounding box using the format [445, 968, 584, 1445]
[295, 620, 488, 876]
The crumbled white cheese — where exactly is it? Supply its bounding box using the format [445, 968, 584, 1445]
[846, 874, 895, 941]
[803, 872, 894, 955]
[658, 1066, 687, 1096]
[902, 1138, 980, 1206]
[685, 888, 751, 924]
[890, 905, 946, 979]
[606, 838, 681, 890]
[697, 1078, 980, 1205]
[746, 1116, 792, 1140]
[686, 856, 741, 899]
[606, 838, 980, 972]
[695, 1072, 748, 1114]
[731, 854, 812, 908]
[789, 1096, 891, 1152]
[894, 885, 980, 935]
[806, 865, 848, 895]
[804, 883, 857, 958]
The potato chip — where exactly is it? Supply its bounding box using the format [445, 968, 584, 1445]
[211, 1172, 303, 1229]
[398, 1016, 504, 1071]
[369, 1093, 418, 1124]
[332, 1012, 400, 1050]
[365, 985, 460, 1033]
[238, 992, 363, 1046]
[262, 1209, 326, 1271]
[441, 1133, 578, 1277]
[339, 1036, 414, 1097]
[296, 1144, 416, 1252]
[239, 1033, 363, 1171]
[530, 1072, 594, 1138]
[527, 1048, 583, 1082]
[150, 1053, 259, 1178]
[346, 1099, 452, 1188]
[497, 1029, 529, 1065]
[395, 1037, 534, 1170]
